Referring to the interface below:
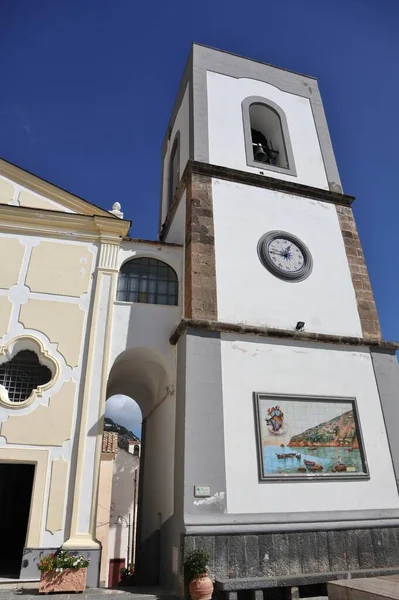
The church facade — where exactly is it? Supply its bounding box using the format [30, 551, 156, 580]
[0, 44, 399, 592]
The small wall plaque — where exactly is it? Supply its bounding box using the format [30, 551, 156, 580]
[194, 485, 211, 498]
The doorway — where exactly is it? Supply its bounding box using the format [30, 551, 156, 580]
[106, 346, 171, 585]
[108, 558, 125, 588]
[0, 463, 35, 578]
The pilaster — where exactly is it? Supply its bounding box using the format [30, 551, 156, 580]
[64, 238, 123, 550]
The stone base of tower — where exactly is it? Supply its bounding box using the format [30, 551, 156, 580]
[182, 527, 399, 597]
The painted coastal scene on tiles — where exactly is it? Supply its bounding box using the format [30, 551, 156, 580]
[255, 395, 367, 479]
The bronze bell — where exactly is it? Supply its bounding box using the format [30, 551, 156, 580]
[254, 144, 269, 163]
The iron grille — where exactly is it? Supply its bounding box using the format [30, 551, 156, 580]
[0, 350, 52, 403]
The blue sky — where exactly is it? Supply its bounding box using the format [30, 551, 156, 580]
[106, 394, 142, 438]
[1, 1, 398, 433]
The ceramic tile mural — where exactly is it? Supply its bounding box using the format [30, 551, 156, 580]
[254, 394, 368, 480]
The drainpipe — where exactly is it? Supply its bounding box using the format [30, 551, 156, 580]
[132, 468, 138, 567]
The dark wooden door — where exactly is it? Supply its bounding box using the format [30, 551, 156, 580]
[108, 558, 125, 588]
[0, 464, 35, 578]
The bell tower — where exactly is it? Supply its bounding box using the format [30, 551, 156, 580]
[160, 44, 399, 592]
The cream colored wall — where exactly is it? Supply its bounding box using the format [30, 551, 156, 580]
[108, 449, 139, 566]
[0, 175, 73, 212]
[96, 454, 116, 587]
[0, 169, 185, 569]
[19, 301, 85, 367]
[46, 458, 69, 535]
[19, 190, 68, 212]
[0, 168, 130, 567]
[1, 382, 76, 445]
[26, 242, 93, 296]
[0, 178, 15, 204]
[0, 229, 98, 549]
[0, 237, 25, 288]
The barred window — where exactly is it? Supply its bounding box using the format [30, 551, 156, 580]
[117, 258, 178, 306]
[0, 350, 52, 403]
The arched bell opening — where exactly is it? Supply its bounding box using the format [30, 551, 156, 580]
[249, 102, 288, 168]
[242, 95, 296, 176]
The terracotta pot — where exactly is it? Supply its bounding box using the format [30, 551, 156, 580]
[39, 568, 87, 593]
[189, 574, 214, 600]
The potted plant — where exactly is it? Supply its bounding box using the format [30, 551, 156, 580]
[38, 549, 90, 593]
[184, 549, 213, 600]
[120, 563, 134, 583]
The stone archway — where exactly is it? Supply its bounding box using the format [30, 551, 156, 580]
[106, 346, 175, 585]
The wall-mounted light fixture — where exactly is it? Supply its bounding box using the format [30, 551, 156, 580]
[115, 514, 132, 568]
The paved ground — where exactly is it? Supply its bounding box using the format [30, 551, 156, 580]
[0, 587, 178, 600]
[0, 588, 331, 600]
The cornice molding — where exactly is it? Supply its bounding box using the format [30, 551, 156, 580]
[0, 158, 114, 218]
[169, 318, 399, 351]
[191, 161, 356, 205]
[123, 236, 182, 248]
[93, 215, 130, 242]
[159, 160, 356, 241]
[0, 204, 130, 242]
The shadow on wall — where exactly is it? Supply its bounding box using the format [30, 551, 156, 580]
[106, 346, 171, 418]
[110, 447, 139, 564]
[124, 303, 181, 354]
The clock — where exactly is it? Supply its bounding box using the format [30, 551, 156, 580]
[257, 231, 312, 282]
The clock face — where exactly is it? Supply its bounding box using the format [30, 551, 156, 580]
[258, 231, 312, 282]
[268, 237, 305, 273]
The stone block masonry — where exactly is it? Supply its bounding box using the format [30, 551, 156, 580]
[183, 528, 399, 585]
[184, 173, 218, 320]
[336, 205, 381, 340]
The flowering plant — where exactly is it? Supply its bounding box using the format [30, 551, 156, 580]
[38, 550, 90, 572]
